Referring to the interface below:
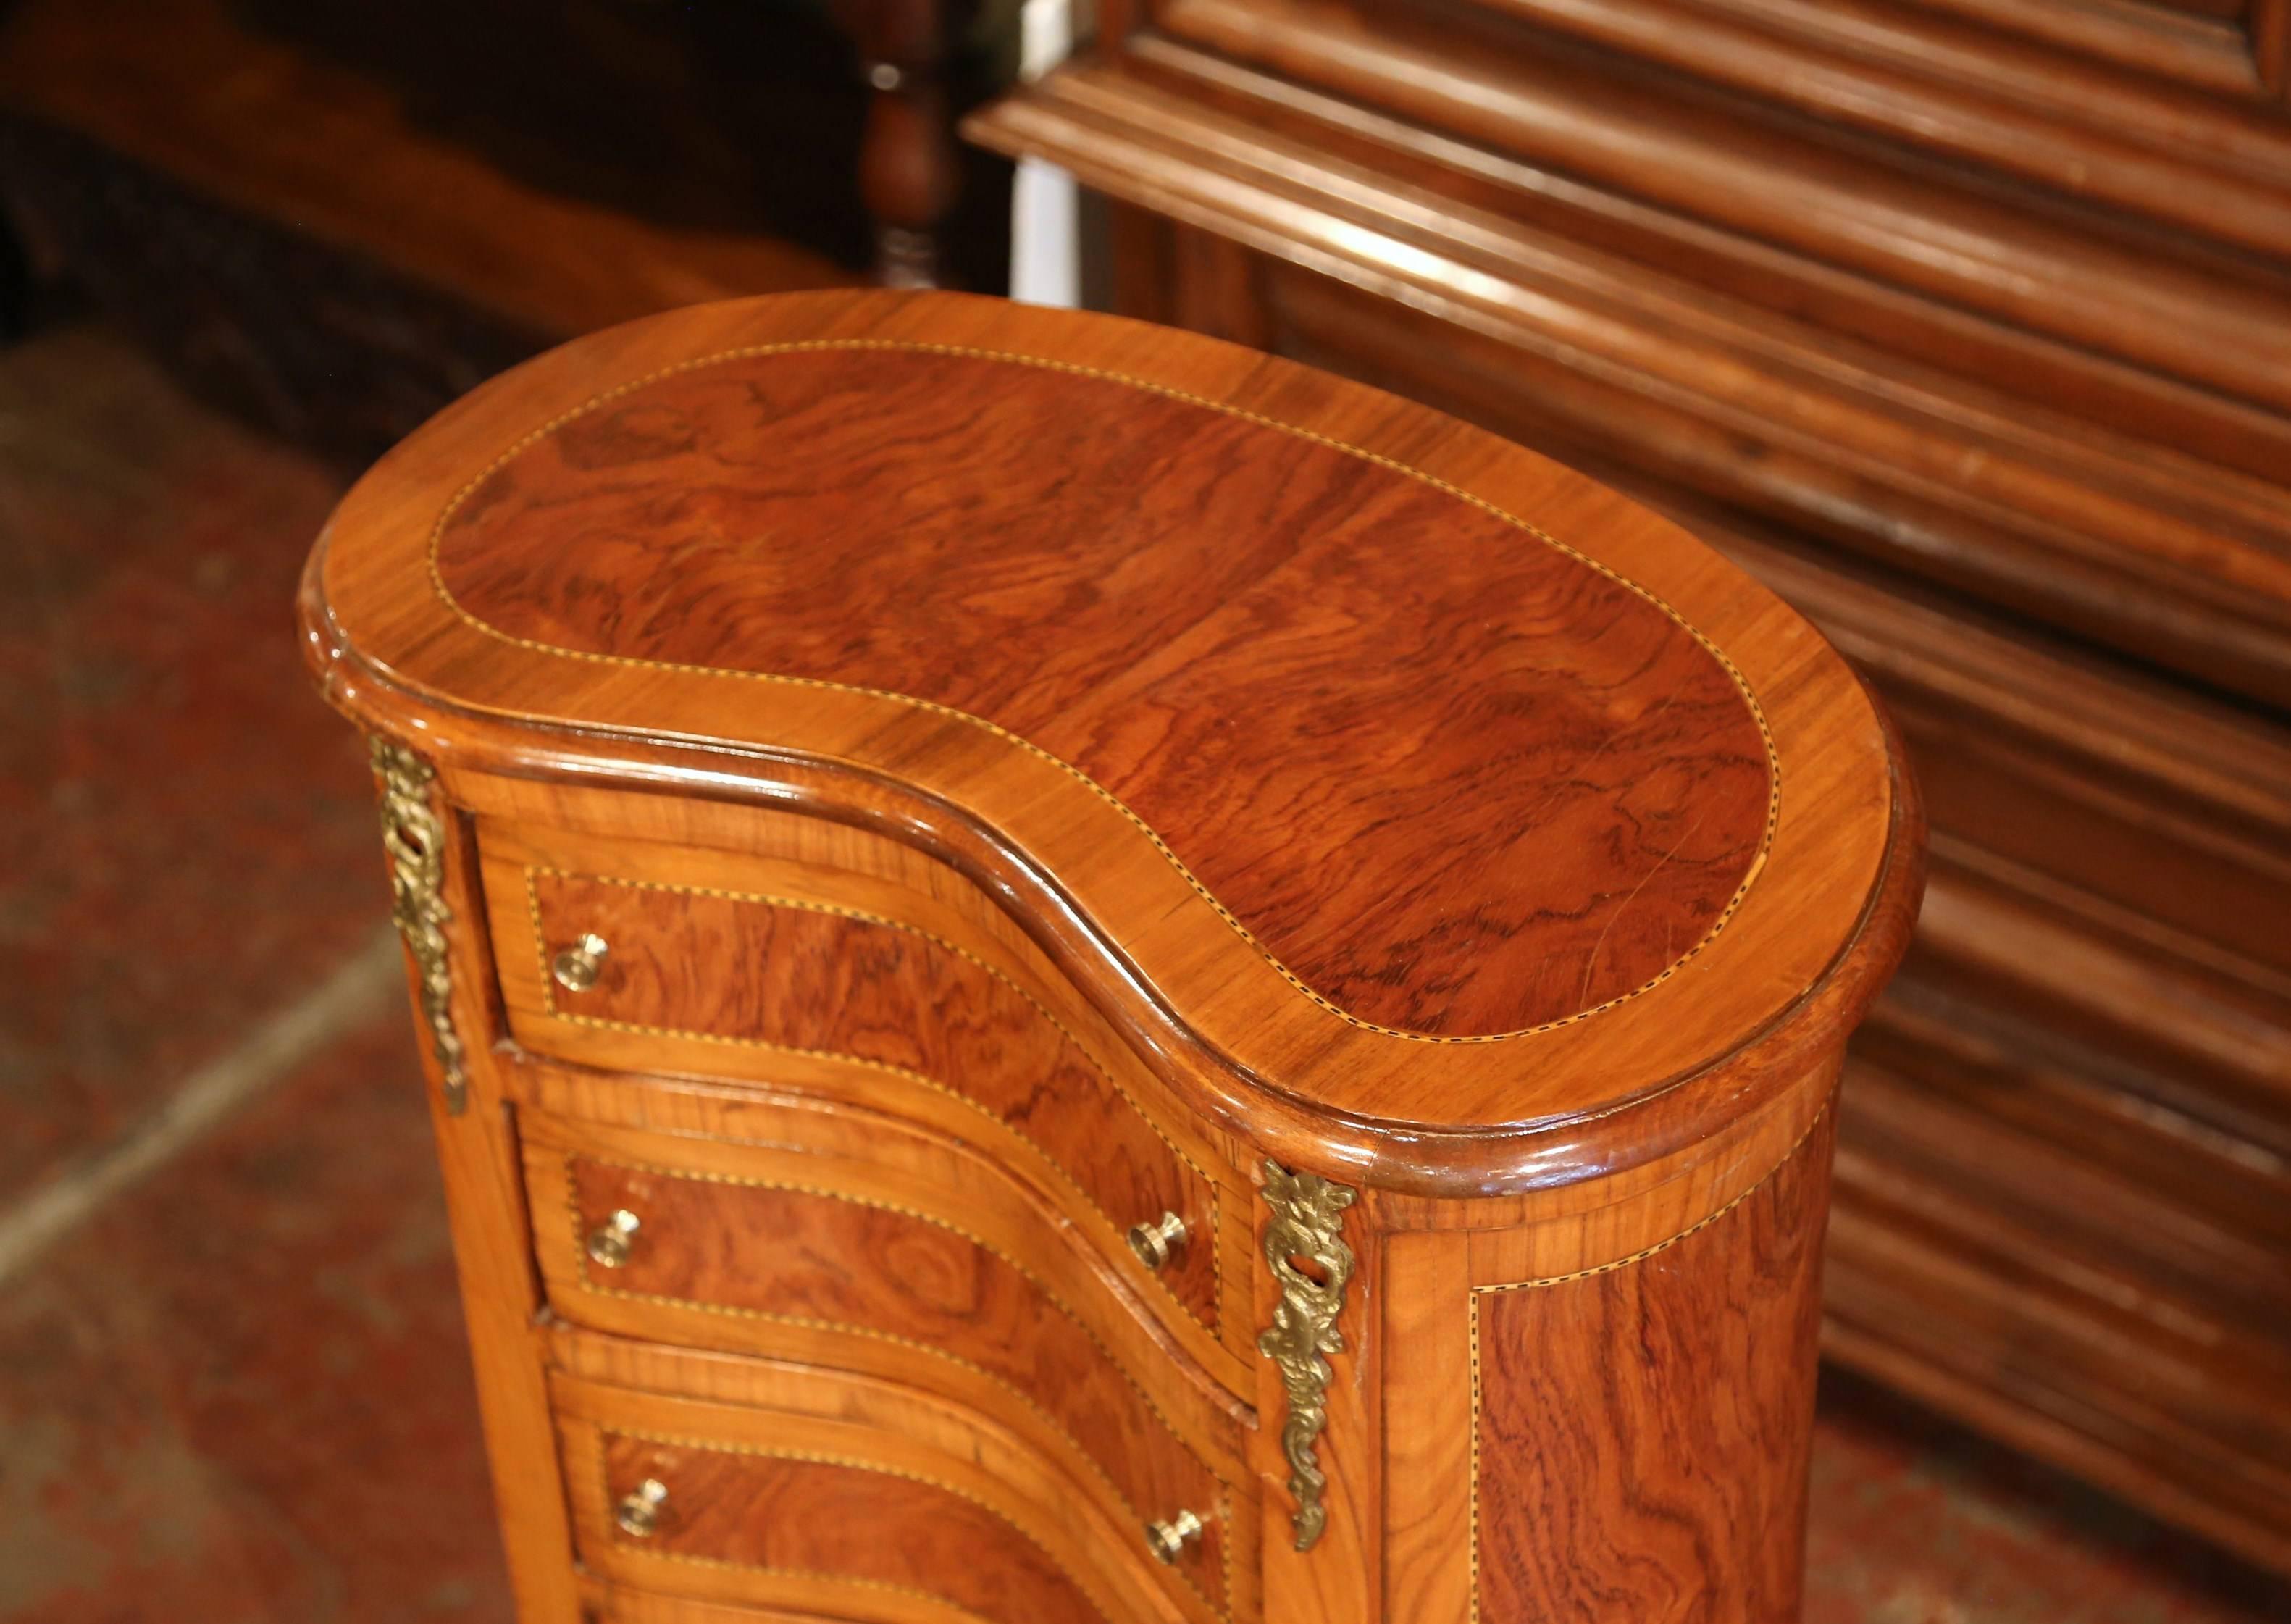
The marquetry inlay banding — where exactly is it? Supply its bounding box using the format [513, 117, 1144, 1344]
[557, 1151, 1235, 1618]
[434, 339, 1780, 1042]
[522, 865, 1224, 1334]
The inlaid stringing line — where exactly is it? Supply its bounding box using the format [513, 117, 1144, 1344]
[427, 337, 1783, 1047]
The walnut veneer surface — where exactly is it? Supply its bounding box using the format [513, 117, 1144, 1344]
[303, 290, 1921, 1624]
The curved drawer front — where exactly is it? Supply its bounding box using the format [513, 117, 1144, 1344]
[493, 840, 1221, 1337]
[553, 1374, 1214, 1624]
[600, 1440, 1095, 1623]
[522, 1112, 1237, 1619]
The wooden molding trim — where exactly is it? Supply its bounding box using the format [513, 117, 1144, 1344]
[306, 289, 1922, 1195]
[421, 335, 1784, 1046]
[968, 66, 2291, 701]
[1149, 0, 2291, 416]
[1472, 0, 2291, 255]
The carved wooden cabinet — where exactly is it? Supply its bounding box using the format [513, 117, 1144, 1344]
[303, 290, 1919, 1624]
[966, 0, 2291, 1579]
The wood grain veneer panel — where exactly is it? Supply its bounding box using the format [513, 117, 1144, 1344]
[526, 869, 1220, 1329]
[547, 1152, 1230, 1612]
[554, 1376, 1205, 1624]
[435, 345, 1773, 1038]
[543, 1323, 1265, 1622]
[1471, 1114, 1833, 1623]
[306, 292, 1919, 1620]
[314, 290, 1914, 1184]
[594, 1433, 1107, 1624]
[594, 1589, 968, 1624]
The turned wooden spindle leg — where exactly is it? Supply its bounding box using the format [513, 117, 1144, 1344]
[839, 0, 963, 287]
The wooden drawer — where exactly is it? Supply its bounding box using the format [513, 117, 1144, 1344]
[519, 1106, 1244, 1621]
[313, 286, 1927, 1618]
[551, 1367, 1233, 1624]
[580, 1589, 855, 1624]
[583, 1589, 884, 1624]
[480, 817, 1226, 1342]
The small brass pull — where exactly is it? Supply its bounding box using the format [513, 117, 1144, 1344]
[1144, 1508, 1205, 1565]
[550, 932, 611, 993]
[586, 1208, 642, 1269]
[615, 1478, 669, 1539]
[1127, 1210, 1188, 1271]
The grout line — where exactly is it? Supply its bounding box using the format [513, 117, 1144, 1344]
[0, 925, 407, 1286]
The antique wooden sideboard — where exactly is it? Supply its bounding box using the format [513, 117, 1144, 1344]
[302, 290, 1919, 1622]
[966, 0, 2291, 1576]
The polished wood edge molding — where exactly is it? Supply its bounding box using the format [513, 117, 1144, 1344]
[1472, 1102, 1828, 1299]
[586, 1581, 968, 1624]
[542, 1319, 1249, 1621]
[1144, 0, 2291, 419]
[472, 800, 1256, 1210]
[1911, 854, 2291, 1116]
[578, 1421, 1131, 1624]
[414, 335, 1783, 1047]
[520, 861, 1226, 1333]
[1465, 1100, 1831, 1620]
[369, 737, 468, 1113]
[503, 1053, 1255, 1405]
[552, 1375, 1210, 1624]
[1065, 36, 2291, 491]
[305, 362, 1917, 1197]
[966, 63, 2291, 700]
[1701, 522, 2291, 832]
[1257, 1159, 1358, 1552]
[1823, 1268, 2291, 1577]
[317, 653, 1914, 1197]
[1909, 0, 2285, 101]
[542, 1140, 1244, 1577]
[1367, 1039, 1835, 1245]
[1833, 1053, 2291, 1382]
[1481, 0, 2291, 259]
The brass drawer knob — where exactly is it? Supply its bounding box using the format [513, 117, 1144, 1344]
[615, 1477, 669, 1539]
[1144, 1508, 1205, 1565]
[1127, 1210, 1189, 1271]
[586, 1207, 642, 1269]
[550, 932, 611, 993]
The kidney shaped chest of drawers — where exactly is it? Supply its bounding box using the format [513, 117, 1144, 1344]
[300, 290, 1922, 1624]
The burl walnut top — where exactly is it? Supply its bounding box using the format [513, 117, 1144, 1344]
[306, 290, 1920, 1188]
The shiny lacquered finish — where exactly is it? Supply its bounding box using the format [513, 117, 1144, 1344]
[520, 1097, 1243, 1623]
[303, 290, 1921, 1624]
[966, 0, 2291, 1569]
[425, 342, 1775, 1042]
[485, 817, 1231, 1346]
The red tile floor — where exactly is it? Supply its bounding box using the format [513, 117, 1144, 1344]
[3, 322, 2287, 1623]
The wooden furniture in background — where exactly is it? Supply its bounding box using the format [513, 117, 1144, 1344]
[966, 0, 2291, 1576]
[842, 0, 972, 285]
[0, 0, 998, 458]
[301, 290, 1919, 1623]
